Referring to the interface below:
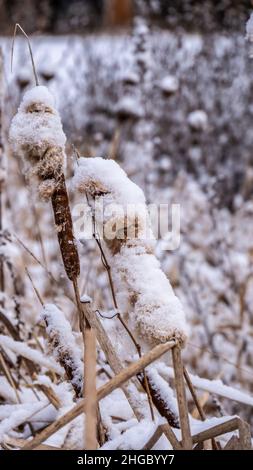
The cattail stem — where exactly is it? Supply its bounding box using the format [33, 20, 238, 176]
[51, 173, 80, 282]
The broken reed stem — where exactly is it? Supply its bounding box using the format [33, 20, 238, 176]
[84, 327, 97, 450]
[172, 346, 192, 449]
[22, 340, 176, 450]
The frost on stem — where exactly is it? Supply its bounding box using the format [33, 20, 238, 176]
[73, 157, 189, 347]
[9, 86, 66, 199]
[41, 303, 83, 398]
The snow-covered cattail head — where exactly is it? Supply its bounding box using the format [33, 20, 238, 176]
[73, 157, 189, 348]
[9, 86, 66, 198]
[10, 86, 80, 281]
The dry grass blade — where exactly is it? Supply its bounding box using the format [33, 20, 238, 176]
[84, 327, 97, 450]
[0, 309, 20, 340]
[11, 23, 39, 86]
[172, 346, 192, 449]
[183, 366, 218, 450]
[0, 349, 20, 403]
[3, 437, 62, 450]
[22, 339, 176, 450]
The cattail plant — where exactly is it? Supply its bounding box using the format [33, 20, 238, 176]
[73, 156, 188, 427]
[9, 85, 80, 284]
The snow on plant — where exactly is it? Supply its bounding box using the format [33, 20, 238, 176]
[9, 86, 66, 201]
[73, 156, 189, 347]
[41, 303, 83, 398]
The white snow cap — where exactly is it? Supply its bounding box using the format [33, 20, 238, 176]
[18, 85, 56, 111]
[73, 157, 145, 207]
[160, 76, 179, 94]
[187, 110, 208, 131]
[9, 85, 66, 156]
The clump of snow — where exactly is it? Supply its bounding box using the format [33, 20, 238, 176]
[0, 334, 63, 375]
[159, 76, 179, 94]
[72, 156, 146, 210]
[10, 86, 66, 155]
[80, 294, 92, 303]
[9, 86, 66, 186]
[121, 71, 140, 85]
[101, 418, 157, 450]
[187, 110, 208, 131]
[115, 96, 144, 119]
[113, 244, 189, 346]
[0, 401, 49, 442]
[41, 303, 83, 397]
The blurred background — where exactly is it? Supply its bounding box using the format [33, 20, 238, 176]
[1, 0, 253, 430]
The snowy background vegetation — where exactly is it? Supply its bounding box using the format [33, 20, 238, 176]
[0, 0, 253, 450]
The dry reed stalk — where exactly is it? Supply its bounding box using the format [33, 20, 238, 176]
[0, 47, 5, 297]
[3, 437, 62, 451]
[22, 340, 176, 450]
[172, 346, 192, 449]
[0, 349, 20, 403]
[190, 417, 251, 449]
[36, 383, 61, 410]
[84, 327, 97, 449]
[183, 367, 219, 450]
